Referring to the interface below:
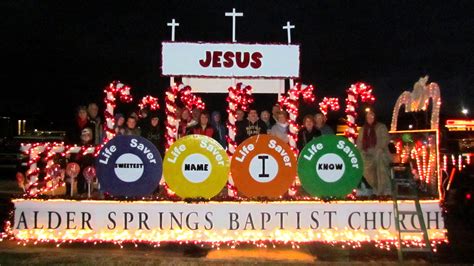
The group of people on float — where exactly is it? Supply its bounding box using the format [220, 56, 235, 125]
[68, 103, 392, 196]
[69, 103, 165, 155]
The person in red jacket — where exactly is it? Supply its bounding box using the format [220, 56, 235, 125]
[192, 111, 217, 139]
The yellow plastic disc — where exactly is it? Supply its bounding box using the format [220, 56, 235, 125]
[163, 135, 229, 199]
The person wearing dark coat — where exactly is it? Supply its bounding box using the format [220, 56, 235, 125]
[67, 106, 95, 145]
[211, 111, 228, 149]
[297, 114, 322, 151]
[142, 112, 164, 157]
[235, 109, 267, 145]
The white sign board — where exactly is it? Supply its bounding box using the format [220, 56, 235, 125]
[181, 77, 285, 94]
[162, 42, 300, 78]
[13, 199, 446, 243]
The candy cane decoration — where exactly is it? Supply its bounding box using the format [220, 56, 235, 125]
[22, 142, 98, 197]
[165, 84, 179, 149]
[344, 82, 375, 143]
[225, 83, 253, 198]
[226, 83, 254, 155]
[104, 81, 133, 142]
[41, 144, 62, 194]
[164, 83, 205, 149]
[319, 97, 340, 116]
[279, 83, 315, 152]
[139, 95, 160, 112]
[24, 143, 44, 196]
[179, 85, 205, 111]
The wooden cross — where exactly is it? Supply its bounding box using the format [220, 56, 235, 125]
[225, 8, 244, 42]
[282, 21, 295, 44]
[167, 19, 180, 41]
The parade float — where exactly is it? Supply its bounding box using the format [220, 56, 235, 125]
[5, 9, 447, 252]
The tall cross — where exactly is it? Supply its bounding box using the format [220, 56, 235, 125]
[167, 19, 180, 41]
[282, 21, 295, 44]
[225, 8, 243, 42]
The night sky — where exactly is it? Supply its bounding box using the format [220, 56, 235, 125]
[2, 0, 474, 130]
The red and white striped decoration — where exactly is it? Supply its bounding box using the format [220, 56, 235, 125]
[278, 83, 315, 197]
[164, 83, 205, 149]
[344, 82, 375, 143]
[225, 83, 254, 198]
[22, 143, 98, 197]
[319, 97, 340, 116]
[165, 84, 179, 149]
[139, 95, 160, 112]
[104, 81, 133, 142]
[279, 83, 315, 152]
[179, 85, 205, 111]
[226, 83, 254, 155]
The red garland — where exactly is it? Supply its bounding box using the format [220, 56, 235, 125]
[344, 82, 375, 143]
[278, 83, 315, 197]
[163, 83, 205, 197]
[226, 83, 254, 155]
[139, 96, 160, 112]
[278, 83, 315, 153]
[103, 81, 133, 143]
[25, 143, 44, 196]
[165, 84, 179, 150]
[225, 83, 254, 199]
[164, 83, 205, 150]
[179, 85, 205, 111]
[319, 97, 340, 116]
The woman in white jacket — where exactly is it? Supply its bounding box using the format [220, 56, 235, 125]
[270, 111, 290, 144]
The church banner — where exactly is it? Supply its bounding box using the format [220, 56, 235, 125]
[161, 42, 300, 78]
[13, 199, 446, 242]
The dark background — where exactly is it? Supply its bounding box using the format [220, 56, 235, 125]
[2, 0, 473, 131]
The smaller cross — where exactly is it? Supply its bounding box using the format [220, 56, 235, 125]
[225, 8, 244, 42]
[282, 21, 295, 44]
[167, 19, 180, 41]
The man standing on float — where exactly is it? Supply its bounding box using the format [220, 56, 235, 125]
[235, 109, 267, 145]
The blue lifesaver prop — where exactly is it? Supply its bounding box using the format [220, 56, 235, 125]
[96, 135, 162, 197]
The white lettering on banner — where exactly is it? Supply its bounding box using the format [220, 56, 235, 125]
[130, 139, 157, 164]
[268, 139, 292, 167]
[167, 144, 186, 163]
[199, 140, 225, 165]
[98, 145, 117, 165]
[336, 140, 359, 169]
[302, 143, 324, 161]
[12, 200, 446, 242]
[162, 42, 300, 78]
[234, 143, 254, 162]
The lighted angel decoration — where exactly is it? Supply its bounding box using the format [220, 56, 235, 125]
[390, 76, 441, 131]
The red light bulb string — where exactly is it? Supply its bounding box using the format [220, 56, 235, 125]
[226, 83, 254, 198]
[279, 83, 315, 196]
[319, 97, 340, 116]
[103, 81, 133, 143]
[344, 82, 375, 143]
